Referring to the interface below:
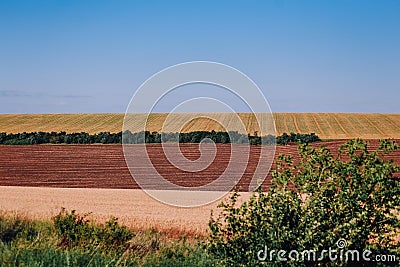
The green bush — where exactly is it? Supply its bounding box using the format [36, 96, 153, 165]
[0, 217, 25, 243]
[52, 208, 133, 250]
[0, 216, 38, 243]
[209, 139, 400, 266]
[276, 132, 321, 145]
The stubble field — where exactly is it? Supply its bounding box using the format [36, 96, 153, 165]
[1, 113, 400, 139]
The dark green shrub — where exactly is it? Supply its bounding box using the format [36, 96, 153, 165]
[209, 139, 400, 266]
[0, 217, 25, 243]
[276, 132, 321, 145]
[0, 216, 38, 244]
[52, 208, 93, 247]
[52, 208, 133, 250]
[101, 217, 134, 248]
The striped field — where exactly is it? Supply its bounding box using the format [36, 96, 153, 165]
[0, 113, 399, 139]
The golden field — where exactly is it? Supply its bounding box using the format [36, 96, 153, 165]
[0, 113, 399, 139]
[0, 186, 251, 236]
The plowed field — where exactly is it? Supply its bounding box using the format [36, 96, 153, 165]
[1, 141, 399, 190]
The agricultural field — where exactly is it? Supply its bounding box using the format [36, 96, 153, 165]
[1, 112, 400, 235]
[1, 140, 399, 235]
[0, 186, 231, 236]
[0, 144, 269, 190]
[0, 114, 124, 134]
[0, 113, 399, 250]
[1, 113, 400, 139]
[1, 140, 399, 190]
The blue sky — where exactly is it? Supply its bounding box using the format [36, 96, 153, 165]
[0, 0, 399, 113]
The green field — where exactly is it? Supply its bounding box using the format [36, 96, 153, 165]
[0, 113, 399, 139]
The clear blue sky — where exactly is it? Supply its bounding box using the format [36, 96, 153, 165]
[0, 0, 399, 113]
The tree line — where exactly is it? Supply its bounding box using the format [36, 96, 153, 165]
[276, 132, 321, 145]
[0, 131, 121, 145]
[0, 131, 320, 145]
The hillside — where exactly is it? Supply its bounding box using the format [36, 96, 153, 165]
[0, 113, 399, 139]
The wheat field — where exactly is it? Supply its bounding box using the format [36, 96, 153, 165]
[0, 113, 399, 139]
[0, 186, 252, 236]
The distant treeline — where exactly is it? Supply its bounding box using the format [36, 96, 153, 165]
[276, 132, 321, 145]
[123, 131, 276, 145]
[0, 131, 320, 145]
[0, 131, 122, 145]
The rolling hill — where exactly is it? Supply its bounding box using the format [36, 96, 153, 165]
[0, 113, 399, 140]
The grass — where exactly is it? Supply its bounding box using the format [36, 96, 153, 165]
[0, 210, 218, 267]
[1, 113, 400, 139]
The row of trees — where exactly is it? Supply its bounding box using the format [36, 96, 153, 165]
[276, 132, 321, 145]
[0, 131, 320, 145]
[0, 131, 121, 145]
[122, 130, 277, 145]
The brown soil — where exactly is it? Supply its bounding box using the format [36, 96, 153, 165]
[1, 141, 398, 190]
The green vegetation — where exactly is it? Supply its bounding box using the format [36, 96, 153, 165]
[275, 132, 321, 145]
[209, 139, 400, 266]
[0, 209, 218, 267]
[123, 130, 278, 145]
[0, 131, 122, 145]
[0, 130, 320, 145]
[53, 208, 133, 249]
[126, 130, 320, 145]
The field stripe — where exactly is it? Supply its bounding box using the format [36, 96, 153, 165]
[311, 113, 327, 138]
[273, 113, 286, 135]
[384, 114, 400, 133]
[361, 114, 386, 136]
[331, 114, 349, 138]
[291, 113, 302, 133]
[324, 114, 345, 137]
[313, 113, 333, 139]
[335, 113, 360, 138]
[298, 113, 313, 133]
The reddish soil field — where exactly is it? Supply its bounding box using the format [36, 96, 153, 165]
[0, 140, 399, 191]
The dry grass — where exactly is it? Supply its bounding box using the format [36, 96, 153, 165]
[1, 113, 400, 139]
